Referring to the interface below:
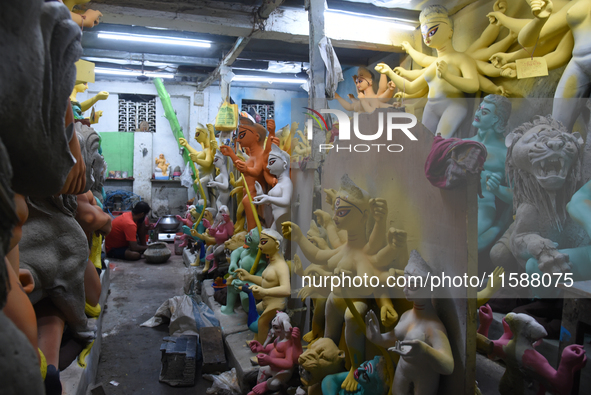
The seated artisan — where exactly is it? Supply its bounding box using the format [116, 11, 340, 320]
[105, 202, 151, 260]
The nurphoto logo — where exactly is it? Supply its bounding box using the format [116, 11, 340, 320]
[304, 108, 419, 153]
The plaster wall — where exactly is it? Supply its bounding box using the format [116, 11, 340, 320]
[78, 79, 306, 212]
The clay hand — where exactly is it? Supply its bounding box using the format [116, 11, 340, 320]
[400, 41, 413, 53]
[486, 11, 505, 26]
[219, 145, 233, 157]
[96, 91, 109, 100]
[375, 63, 393, 75]
[82, 9, 103, 27]
[498, 85, 511, 98]
[234, 268, 250, 281]
[281, 221, 302, 241]
[493, 0, 508, 13]
[381, 304, 399, 327]
[347, 93, 359, 101]
[388, 268, 405, 286]
[391, 339, 428, 359]
[489, 52, 511, 68]
[179, 138, 189, 148]
[324, 188, 338, 207]
[388, 228, 407, 248]
[290, 326, 301, 340]
[500, 63, 517, 79]
[234, 160, 248, 173]
[334, 92, 342, 99]
[387, 81, 396, 91]
[249, 340, 263, 353]
[478, 304, 494, 330]
[485, 172, 503, 192]
[254, 181, 264, 197]
[370, 198, 388, 222]
[357, 90, 365, 99]
[251, 285, 265, 298]
[538, 248, 571, 274]
[266, 119, 276, 134]
[256, 353, 270, 366]
[365, 310, 382, 344]
[394, 92, 404, 100]
[313, 209, 333, 228]
[528, 0, 553, 19]
[436, 60, 448, 79]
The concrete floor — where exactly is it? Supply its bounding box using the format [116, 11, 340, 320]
[95, 246, 212, 394]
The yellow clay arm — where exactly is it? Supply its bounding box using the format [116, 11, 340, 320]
[519, 1, 570, 47]
[376, 64, 427, 95]
[439, 57, 480, 94]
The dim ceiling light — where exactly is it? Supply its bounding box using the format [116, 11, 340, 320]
[232, 75, 307, 84]
[95, 67, 175, 79]
[97, 32, 211, 48]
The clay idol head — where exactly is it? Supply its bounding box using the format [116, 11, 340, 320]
[268, 144, 290, 176]
[333, 174, 370, 230]
[419, 5, 453, 48]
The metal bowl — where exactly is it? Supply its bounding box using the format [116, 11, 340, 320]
[158, 215, 181, 232]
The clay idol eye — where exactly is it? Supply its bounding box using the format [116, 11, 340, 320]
[336, 209, 350, 217]
[428, 26, 439, 37]
[261, 240, 268, 245]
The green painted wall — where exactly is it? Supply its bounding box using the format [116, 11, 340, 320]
[99, 132, 134, 176]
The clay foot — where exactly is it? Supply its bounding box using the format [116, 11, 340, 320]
[221, 305, 235, 315]
[45, 365, 62, 395]
[341, 369, 360, 392]
[251, 381, 268, 394]
[250, 355, 259, 365]
[206, 253, 215, 261]
[208, 261, 218, 273]
[190, 259, 199, 267]
[203, 261, 211, 272]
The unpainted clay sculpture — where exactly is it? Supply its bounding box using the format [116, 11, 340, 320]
[207, 150, 231, 211]
[221, 227, 267, 315]
[248, 312, 303, 395]
[365, 250, 454, 395]
[220, 118, 277, 230]
[254, 144, 293, 231]
[465, 95, 514, 252]
[334, 67, 395, 113]
[179, 123, 216, 202]
[282, 175, 408, 392]
[155, 154, 170, 176]
[69, 83, 109, 122]
[235, 228, 291, 344]
[478, 306, 586, 395]
[376, 5, 479, 138]
[297, 337, 346, 395]
[490, 115, 583, 275]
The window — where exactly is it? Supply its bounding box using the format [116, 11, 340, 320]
[118, 94, 156, 132]
[241, 100, 275, 125]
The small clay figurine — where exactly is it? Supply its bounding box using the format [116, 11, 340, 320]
[155, 154, 170, 176]
[248, 312, 303, 395]
[204, 206, 234, 273]
[63, 0, 103, 28]
[179, 123, 216, 202]
[254, 144, 292, 231]
[207, 151, 231, 211]
[334, 67, 395, 113]
[478, 306, 587, 395]
[365, 250, 454, 395]
[235, 228, 291, 344]
[221, 228, 267, 315]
